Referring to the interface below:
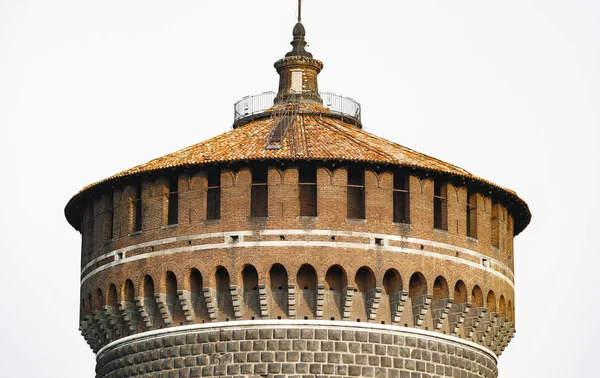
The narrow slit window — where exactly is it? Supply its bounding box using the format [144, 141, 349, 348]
[133, 183, 142, 232]
[105, 193, 114, 240]
[251, 167, 268, 217]
[86, 204, 94, 255]
[393, 173, 410, 223]
[299, 165, 317, 216]
[433, 181, 447, 230]
[206, 169, 221, 220]
[491, 200, 500, 248]
[347, 166, 365, 219]
[167, 177, 179, 225]
[466, 190, 477, 238]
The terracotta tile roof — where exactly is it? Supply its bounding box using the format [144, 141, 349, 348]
[70, 104, 531, 233]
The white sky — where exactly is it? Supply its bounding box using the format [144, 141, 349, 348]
[1, 1, 598, 377]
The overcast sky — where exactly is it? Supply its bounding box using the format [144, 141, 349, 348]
[1, 1, 598, 377]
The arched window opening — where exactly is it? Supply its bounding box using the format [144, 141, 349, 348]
[108, 284, 118, 307]
[347, 166, 365, 219]
[432, 276, 449, 301]
[206, 169, 221, 220]
[383, 269, 402, 295]
[143, 276, 155, 299]
[508, 301, 514, 322]
[189, 269, 209, 323]
[87, 293, 93, 314]
[325, 265, 347, 292]
[120, 279, 138, 335]
[487, 291, 497, 312]
[453, 280, 467, 304]
[167, 176, 179, 225]
[433, 181, 447, 230]
[251, 167, 268, 217]
[299, 165, 317, 216]
[393, 172, 410, 223]
[471, 286, 483, 308]
[165, 271, 184, 324]
[324, 265, 347, 320]
[269, 264, 288, 317]
[142, 275, 159, 328]
[296, 264, 318, 318]
[408, 273, 427, 299]
[242, 265, 260, 318]
[354, 267, 375, 293]
[95, 289, 103, 312]
[466, 190, 478, 238]
[215, 267, 234, 321]
[499, 296, 507, 318]
[124, 280, 135, 303]
[297, 264, 317, 290]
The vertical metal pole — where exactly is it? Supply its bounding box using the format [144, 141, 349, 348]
[298, 0, 302, 22]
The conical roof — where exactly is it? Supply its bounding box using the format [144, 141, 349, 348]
[66, 103, 530, 234]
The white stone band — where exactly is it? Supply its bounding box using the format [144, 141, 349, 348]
[96, 319, 498, 363]
[81, 229, 514, 288]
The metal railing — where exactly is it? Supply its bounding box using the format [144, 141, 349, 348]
[233, 91, 361, 126]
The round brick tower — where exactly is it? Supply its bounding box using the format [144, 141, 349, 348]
[65, 7, 531, 378]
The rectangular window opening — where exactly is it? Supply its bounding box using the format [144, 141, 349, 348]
[393, 173, 410, 224]
[206, 169, 221, 220]
[167, 176, 179, 225]
[433, 181, 447, 230]
[133, 183, 142, 232]
[491, 200, 500, 248]
[106, 193, 114, 240]
[299, 165, 317, 217]
[347, 166, 365, 220]
[466, 190, 477, 238]
[251, 167, 268, 217]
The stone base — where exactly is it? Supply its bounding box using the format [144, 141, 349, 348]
[96, 320, 498, 378]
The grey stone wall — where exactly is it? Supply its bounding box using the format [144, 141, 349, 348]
[96, 322, 497, 378]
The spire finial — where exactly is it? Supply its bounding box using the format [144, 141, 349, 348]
[286, 0, 312, 57]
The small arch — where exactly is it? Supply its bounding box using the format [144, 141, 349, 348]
[242, 265, 259, 291]
[269, 264, 288, 317]
[86, 293, 93, 314]
[95, 288, 103, 311]
[215, 266, 234, 321]
[453, 280, 467, 304]
[296, 264, 317, 290]
[296, 264, 318, 318]
[189, 269, 210, 323]
[123, 279, 135, 303]
[143, 275, 155, 298]
[508, 300, 514, 322]
[354, 267, 375, 293]
[215, 266, 231, 293]
[471, 285, 483, 308]
[325, 265, 347, 292]
[324, 265, 347, 320]
[242, 265, 260, 319]
[432, 276, 449, 301]
[383, 269, 402, 295]
[499, 295, 507, 318]
[269, 264, 288, 291]
[408, 272, 427, 299]
[107, 284, 118, 307]
[190, 269, 203, 295]
[487, 290, 497, 312]
[166, 271, 177, 298]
